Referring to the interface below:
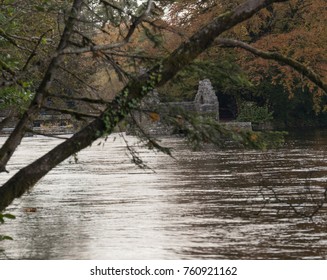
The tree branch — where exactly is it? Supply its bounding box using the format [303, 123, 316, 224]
[57, 65, 99, 92]
[42, 106, 100, 119]
[0, 27, 33, 52]
[47, 93, 110, 105]
[216, 38, 327, 93]
[22, 29, 52, 71]
[100, 0, 125, 14]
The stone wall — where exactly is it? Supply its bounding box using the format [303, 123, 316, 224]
[0, 112, 75, 136]
[128, 79, 220, 136]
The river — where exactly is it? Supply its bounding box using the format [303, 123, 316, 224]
[0, 129, 326, 259]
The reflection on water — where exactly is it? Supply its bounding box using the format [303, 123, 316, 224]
[0, 129, 326, 259]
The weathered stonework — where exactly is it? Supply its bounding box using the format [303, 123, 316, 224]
[128, 79, 220, 136]
[194, 79, 219, 120]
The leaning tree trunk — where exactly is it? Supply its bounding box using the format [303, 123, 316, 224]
[0, 0, 84, 173]
[0, 0, 288, 211]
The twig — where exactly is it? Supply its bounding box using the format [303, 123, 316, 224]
[48, 93, 110, 105]
[57, 65, 99, 92]
[42, 105, 100, 119]
[22, 29, 52, 71]
[25, 129, 71, 140]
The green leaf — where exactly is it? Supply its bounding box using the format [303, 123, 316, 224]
[22, 81, 30, 88]
[0, 235, 13, 241]
[41, 37, 47, 45]
[3, 213, 15, 220]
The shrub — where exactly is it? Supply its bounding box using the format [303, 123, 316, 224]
[237, 102, 273, 124]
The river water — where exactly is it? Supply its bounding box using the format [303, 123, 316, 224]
[0, 129, 326, 259]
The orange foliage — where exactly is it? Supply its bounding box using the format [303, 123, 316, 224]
[237, 0, 327, 109]
[161, 0, 326, 110]
[87, 0, 326, 110]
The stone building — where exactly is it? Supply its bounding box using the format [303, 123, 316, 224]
[194, 79, 219, 121]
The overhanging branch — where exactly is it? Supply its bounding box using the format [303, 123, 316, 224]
[216, 38, 327, 93]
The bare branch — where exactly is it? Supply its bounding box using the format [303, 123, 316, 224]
[0, 27, 33, 52]
[42, 106, 100, 119]
[4, 33, 55, 44]
[22, 29, 52, 71]
[143, 19, 187, 38]
[103, 50, 159, 60]
[100, 0, 125, 14]
[25, 129, 70, 140]
[57, 65, 99, 92]
[48, 93, 109, 105]
[61, 0, 155, 55]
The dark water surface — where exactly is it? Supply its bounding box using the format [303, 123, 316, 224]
[0, 129, 326, 259]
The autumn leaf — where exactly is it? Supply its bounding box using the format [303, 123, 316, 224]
[149, 112, 160, 122]
[250, 133, 258, 142]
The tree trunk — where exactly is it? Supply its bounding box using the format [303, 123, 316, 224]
[0, 0, 84, 173]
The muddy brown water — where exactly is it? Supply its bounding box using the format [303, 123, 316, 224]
[0, 129, 326, 259]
